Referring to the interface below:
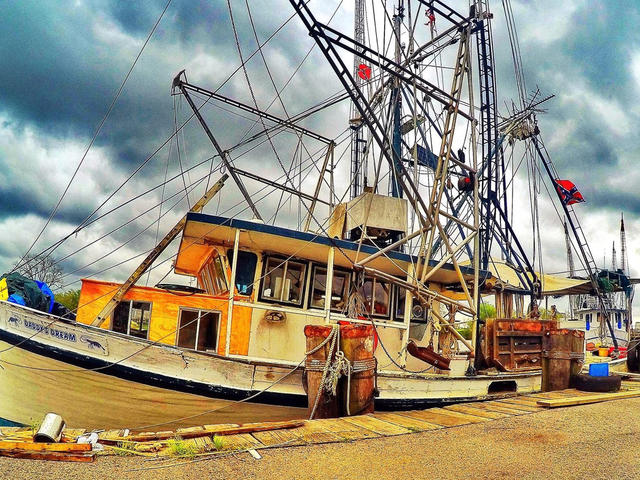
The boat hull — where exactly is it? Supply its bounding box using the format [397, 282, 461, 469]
[0, 302, 541, 429]
[0, 336, 306, 430]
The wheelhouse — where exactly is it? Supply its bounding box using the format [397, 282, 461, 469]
[76, 212, 483, 372]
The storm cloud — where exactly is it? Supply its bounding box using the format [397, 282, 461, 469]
[0, 0, 639, 324]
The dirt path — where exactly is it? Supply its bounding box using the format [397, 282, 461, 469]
[2, 397, 640, 480]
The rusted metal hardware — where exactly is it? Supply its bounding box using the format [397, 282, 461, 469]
[407, 340, 451, 371]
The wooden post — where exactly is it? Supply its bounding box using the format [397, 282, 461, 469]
[542, 329, 585, 392]
[340, 324, 376, 416]
[91, 174, 228, 327]
[304, 325, 340, 419]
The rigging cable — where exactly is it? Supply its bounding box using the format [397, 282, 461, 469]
[56, 128, 352, 288]
[15, 4, 308, 274]
[146, 134, 173, 286]
[227, 0, 305, 220]
[14, 0, 174, 272]
[173, 95, 191, 209]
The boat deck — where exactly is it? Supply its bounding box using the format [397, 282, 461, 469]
[2, 382, 639, 459]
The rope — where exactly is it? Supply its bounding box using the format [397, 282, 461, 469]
[307, 324, 340, 420]
[134, 321, 347, 430]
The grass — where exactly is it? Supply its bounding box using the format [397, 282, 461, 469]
[28, 417, 41, 434]
[166, 436, 199, 457]
[213, 435, 225, 451]
[112, 441, 136, 456]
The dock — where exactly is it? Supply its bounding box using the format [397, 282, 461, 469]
[2, 382, 639, 460]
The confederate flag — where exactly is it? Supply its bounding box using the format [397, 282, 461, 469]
[555, 179, 585, 206]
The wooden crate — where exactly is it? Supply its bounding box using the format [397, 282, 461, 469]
[484, 318, 556, 371]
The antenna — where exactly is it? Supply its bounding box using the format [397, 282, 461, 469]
[612, 241, 617, 271]
[564, 218, 574, 276]
[621, 212, 628, 274]
[564, 218, 576, 318]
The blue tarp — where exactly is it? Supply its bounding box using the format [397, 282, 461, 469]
[34, 280, 54, 313]
[1, 273, 52, 313]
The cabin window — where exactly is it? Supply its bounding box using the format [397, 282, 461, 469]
[358, 277, 391, 318]
[227, 250, 258, 295]
[112, 301, 151, 339]
[309, 266, 350, 311]
[199, 254, 228, 296]
[395, 286, 406, 321]
[394, 287, 426, 323]
[176, 308, 220, 352]
[260, 257, 306, 306]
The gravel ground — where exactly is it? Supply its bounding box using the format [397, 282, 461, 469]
[2, 398, 640, 480]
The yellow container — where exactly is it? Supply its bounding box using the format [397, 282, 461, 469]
[598, 347, 609, 357]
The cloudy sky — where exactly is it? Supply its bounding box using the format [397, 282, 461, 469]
[0, 0, 638, 318]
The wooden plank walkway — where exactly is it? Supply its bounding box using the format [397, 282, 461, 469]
[3, 385, 640, 457]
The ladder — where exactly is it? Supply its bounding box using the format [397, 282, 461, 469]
[533, 138, 619, 350]
[420, 25, 471, 272]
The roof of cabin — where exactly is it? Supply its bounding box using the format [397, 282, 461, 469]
[174, 213, 490, 287]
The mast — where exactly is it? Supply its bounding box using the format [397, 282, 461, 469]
[389, 1, 404, 199]
[621, 213, 628, 274]
[620, 212, 634, 330]
[612, 241, 617, 271]
[349, 0, 366, 200]
[533, 138, 619, 350]
[474, 0, 502, 270]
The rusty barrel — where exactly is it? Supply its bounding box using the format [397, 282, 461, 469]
[340, 324, 376, 416]
[304, 325, 340, 419]
[542, 329, 585, 392]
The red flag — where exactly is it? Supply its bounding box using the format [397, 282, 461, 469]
[555, 179, 585, 206]
[357, 64, 371, 80]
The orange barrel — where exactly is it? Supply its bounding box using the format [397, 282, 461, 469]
[542, 329, 585, 392]
[304, 325, 340, 419]
[339, 324, 376, 416]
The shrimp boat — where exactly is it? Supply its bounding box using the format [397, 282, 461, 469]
[0, 0, 629, 429]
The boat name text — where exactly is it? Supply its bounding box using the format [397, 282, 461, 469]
[23, 319, 77, 343]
